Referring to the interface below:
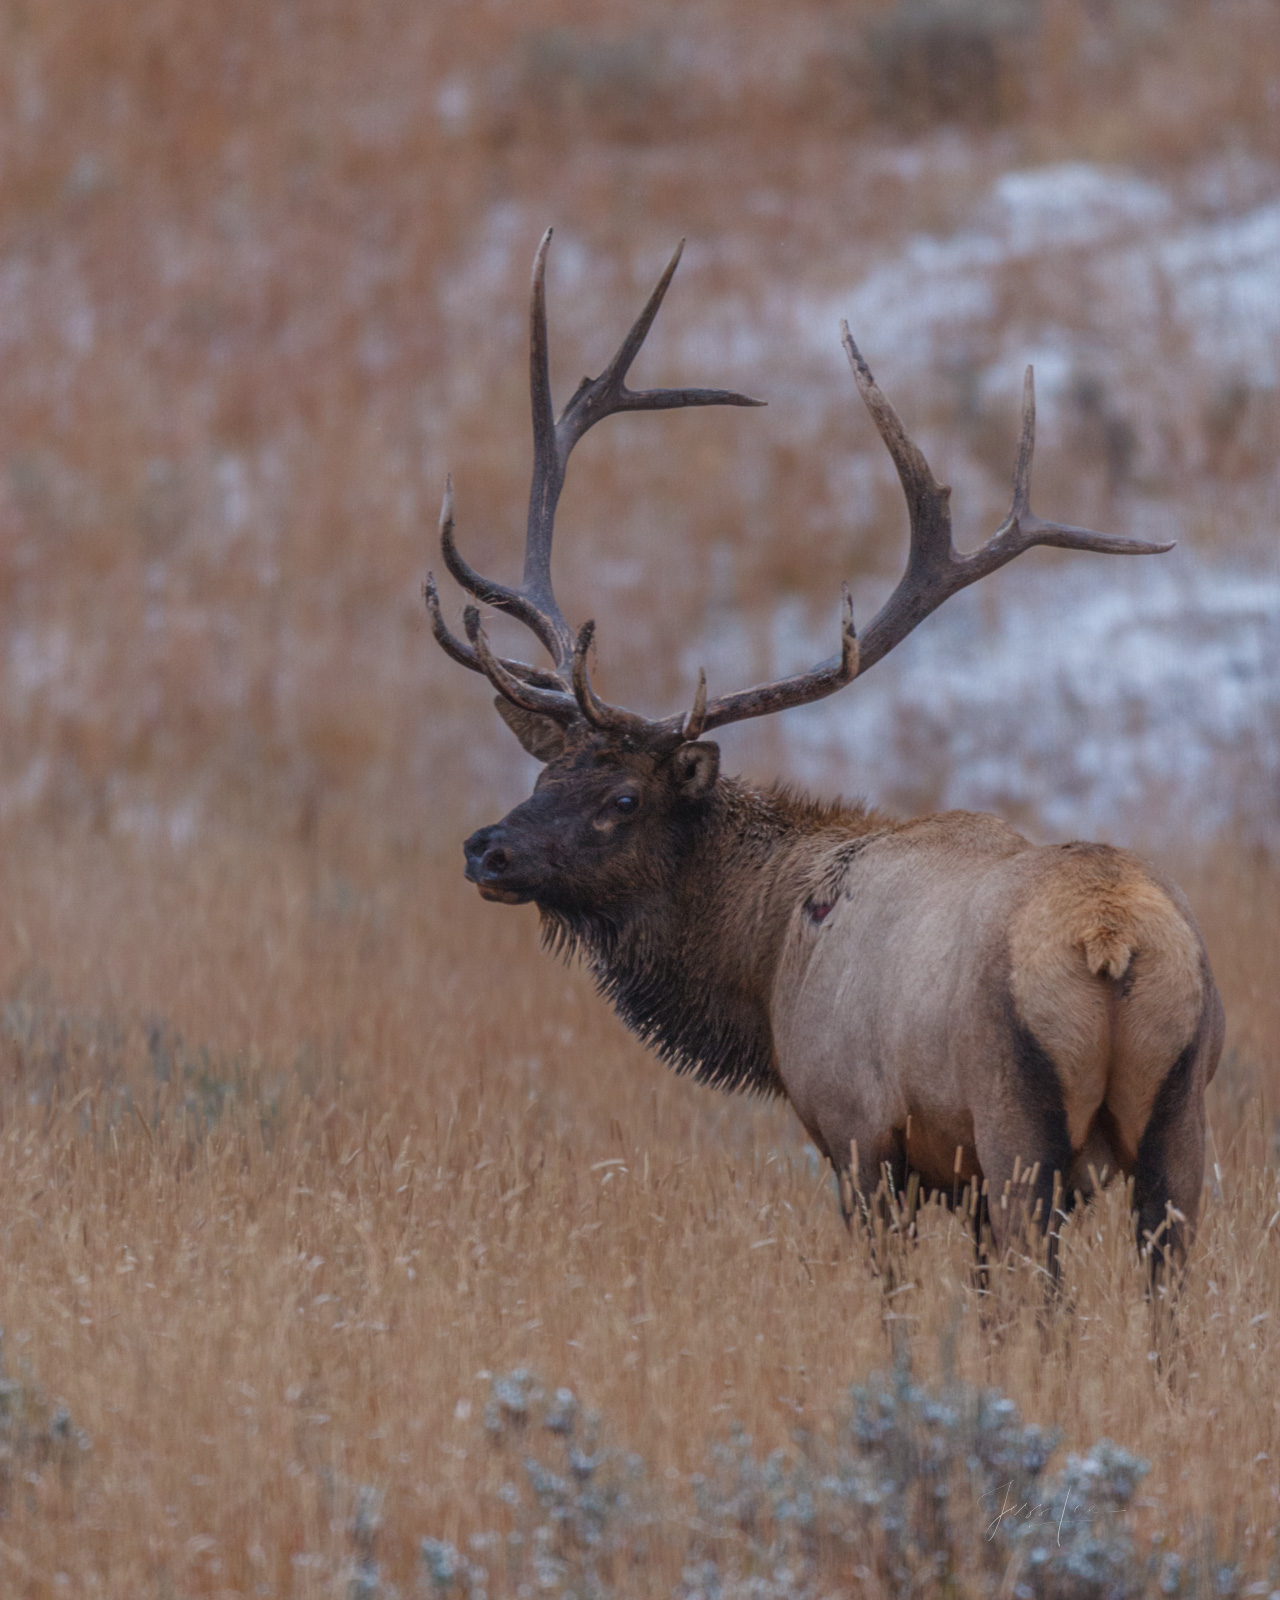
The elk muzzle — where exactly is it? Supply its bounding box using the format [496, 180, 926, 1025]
[463, 824, 534, 904]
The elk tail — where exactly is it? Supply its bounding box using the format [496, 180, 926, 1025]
[1081, 926, 1133, 981]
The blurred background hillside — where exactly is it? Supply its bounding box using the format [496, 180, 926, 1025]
[1, 0, 1277, 850]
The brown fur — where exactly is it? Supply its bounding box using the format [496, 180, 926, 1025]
[443, 245, 1209, 1265]
[465, 730, 1222, 1263]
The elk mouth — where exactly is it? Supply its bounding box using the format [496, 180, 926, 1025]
[475, 881, 532, 905]
[464, 825, 538, 904]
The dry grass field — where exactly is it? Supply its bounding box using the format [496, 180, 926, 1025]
[0, 825, 1276, 1595]
[1, 0, 1278, 1594]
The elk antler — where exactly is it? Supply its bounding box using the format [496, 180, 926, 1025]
[429, 238, 1173, 749]
[425, 230, 762, 728]
[839, 328, 1172, 681]
[683, 334, 1171, 737]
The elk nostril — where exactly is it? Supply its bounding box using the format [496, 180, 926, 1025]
[482, 847, 510, 875]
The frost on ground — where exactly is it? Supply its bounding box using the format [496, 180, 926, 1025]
[796, 160, 1280, 470]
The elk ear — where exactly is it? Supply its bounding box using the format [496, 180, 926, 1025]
[493, 698, 568, 763]
[671, 741, 720, 798]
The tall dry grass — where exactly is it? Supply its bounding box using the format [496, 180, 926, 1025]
[0, 821, 1276, 1593]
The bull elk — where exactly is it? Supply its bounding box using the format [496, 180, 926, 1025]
[426, 231, 1223, 1267]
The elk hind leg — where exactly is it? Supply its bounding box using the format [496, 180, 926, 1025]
[1130, 1035, 1206, 1273]
[976, 1018, 1077, 1278]
[1110, 962, 1220, 1273]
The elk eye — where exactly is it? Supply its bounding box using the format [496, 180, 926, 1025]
[613, 793, 639, 816]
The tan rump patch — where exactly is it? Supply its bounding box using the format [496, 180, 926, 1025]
[1010, 846, 1203, 1156]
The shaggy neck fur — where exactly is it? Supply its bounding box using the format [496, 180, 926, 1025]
[540, 779, 891, 1095]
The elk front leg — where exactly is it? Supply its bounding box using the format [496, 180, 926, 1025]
[833, 1127, 908, 1229]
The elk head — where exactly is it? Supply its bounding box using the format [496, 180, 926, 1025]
[426, 231, 1169, 922]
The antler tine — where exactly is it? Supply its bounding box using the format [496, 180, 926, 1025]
[423, 576, 568, 690]
[522, 229, 576, 669]
[697, 585, 859, 735]
[426, 481, 567, 688]
[463, 607, 579, 724]
[682, 667, 708, 741]
[843, 329, 1174, 677]
[423, 571, 482, 673]
[437, 476, 566, 666]
[840, 326, 951, 576]
[570, 621, 714, 749]
[993, 365, 1173, 555]
[571, 621, 654, 737]
[1009, 364, 1037, 522]
[558, 582, 860, 746]
[592, 239, 688, 410]
[524, 234, 765, 672]
[555, 240, 765, 457]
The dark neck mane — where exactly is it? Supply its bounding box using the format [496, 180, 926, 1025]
[539, 780, 886, 1097]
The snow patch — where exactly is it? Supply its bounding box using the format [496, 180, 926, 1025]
[722, 555, 1280, 847]
[987, 164, 1174, 255]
